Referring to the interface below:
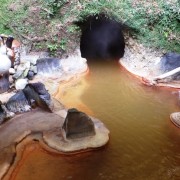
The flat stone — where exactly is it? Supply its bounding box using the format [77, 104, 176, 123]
[23, 82, 53, 112]
[36, 58, 61, 75]
[43, 117, 109, 152]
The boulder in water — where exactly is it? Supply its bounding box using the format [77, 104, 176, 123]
[62, 108, 96, 139]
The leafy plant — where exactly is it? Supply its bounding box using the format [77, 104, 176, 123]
[60, 38, 67, 51]
[45, 0, 68, 17]
[47, 43, 58, 52]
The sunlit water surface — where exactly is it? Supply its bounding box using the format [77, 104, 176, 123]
[13, 61, 180, 180]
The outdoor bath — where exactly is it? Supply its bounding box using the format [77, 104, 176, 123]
[7, 60, 180, 180]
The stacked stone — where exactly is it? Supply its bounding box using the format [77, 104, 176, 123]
[11, 51, 49, 90]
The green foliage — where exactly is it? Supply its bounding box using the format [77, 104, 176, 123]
[74, 0, 180, 52]
[0, 0, 179, 54]
[59, 38, 67, 51]
[47, 43, 58, 52]
[0, 0, 12, 34]
[44, 0, 68, 17]
[123, 1, 179, 51]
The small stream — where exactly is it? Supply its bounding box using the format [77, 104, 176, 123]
[13, 61, 180, 180]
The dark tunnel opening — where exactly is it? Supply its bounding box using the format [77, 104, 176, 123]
[75, 14, 125, 61]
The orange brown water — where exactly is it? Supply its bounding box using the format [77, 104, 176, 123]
[12, 61, 180, 180]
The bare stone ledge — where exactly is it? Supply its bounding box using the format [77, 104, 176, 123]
[43, 118, 110, 153]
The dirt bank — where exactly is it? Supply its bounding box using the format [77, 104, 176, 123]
[120, 37, 180, 89]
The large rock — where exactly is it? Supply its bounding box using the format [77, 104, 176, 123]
[6, 91, 31, 113]
[23, 82, 53, 112]
[160, 53, 180, 72]
[36, 58, 61, 75]
[160, 53, 180, 80]
[62, 108, 96, 139]
[5, 82, 52, 114]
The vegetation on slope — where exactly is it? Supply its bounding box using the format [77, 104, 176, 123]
[0, 0, 179, 56]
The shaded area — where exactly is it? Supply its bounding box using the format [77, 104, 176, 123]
[76, 14, 125, 61]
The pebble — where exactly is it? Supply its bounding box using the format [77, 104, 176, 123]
[27, 70, 35, 80]
[9, 68, 15, 75]
[17, 61, 30, 71]
[15, 78, 28, 90]
[30, 65, 38, 74]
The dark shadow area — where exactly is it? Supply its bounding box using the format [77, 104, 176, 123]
[75, 14, 125, 61]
